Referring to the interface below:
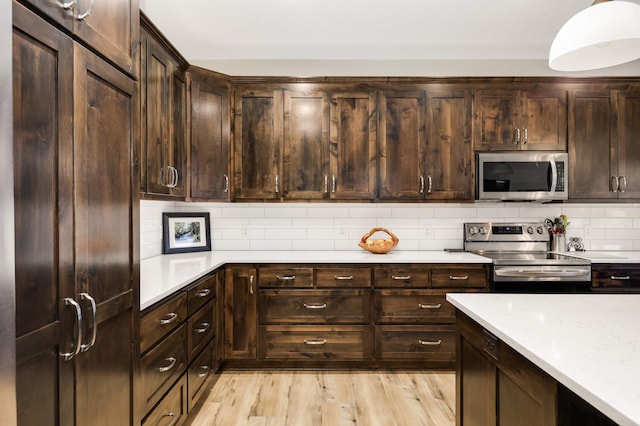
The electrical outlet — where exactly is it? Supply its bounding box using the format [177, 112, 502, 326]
[424, 226, 432, 237]
[338, 226, 346, 236]
[584, 224, 592, 237]
[241, 225, 249, 237]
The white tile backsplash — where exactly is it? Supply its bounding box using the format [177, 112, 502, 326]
[139, 200, 640, 260]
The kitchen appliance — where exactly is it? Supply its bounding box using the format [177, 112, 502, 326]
[464, 222, 591, 293]
[476, 152, 568, 202]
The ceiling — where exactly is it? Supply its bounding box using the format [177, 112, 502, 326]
[139, 0, 640, 77]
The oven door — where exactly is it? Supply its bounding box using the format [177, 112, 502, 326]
[491, 265, 591, 293]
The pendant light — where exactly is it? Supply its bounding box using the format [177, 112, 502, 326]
[549, 0, 640, 71]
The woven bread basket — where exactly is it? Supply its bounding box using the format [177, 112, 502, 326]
[358, 227, 399, 254]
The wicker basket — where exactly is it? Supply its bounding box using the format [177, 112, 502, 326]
[358, 227, 399, 254]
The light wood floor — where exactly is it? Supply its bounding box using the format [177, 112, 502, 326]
[189, 370, 455, 426]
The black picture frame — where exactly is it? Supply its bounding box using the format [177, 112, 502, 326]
[162, 212, 211, 254]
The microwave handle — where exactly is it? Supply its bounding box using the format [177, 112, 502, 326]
[549, 159, 558, 194]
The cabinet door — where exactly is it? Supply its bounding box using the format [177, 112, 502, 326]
[73, 44, 138, 426]
[568, 91, 616, 199]
[283, 90, 330, 199]
[224, 267, 257, 359]
[426, 88, 473, 200]
[12, 4, 75, 424]
[72, 0, 139, 76]
[329, 91, 377, 200]
[379, 90, 427, 199]
[615, 90, 640, 199]
[521, 90, 567, 151]
[234, 90, 283, 200]
[474, 90, 519, 151]
[190, 73, 230, 200]
[170, 70, 187, 196]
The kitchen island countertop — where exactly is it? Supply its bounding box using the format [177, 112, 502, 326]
[141, 250, 490, 310]
[447, 292, 640, 426]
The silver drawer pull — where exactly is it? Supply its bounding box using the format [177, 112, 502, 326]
[160, 412, 177, 426]
[194, 322, 210, 333]
[196, 289, 211, 297]
[276, 275, 296, 280]
[158, 357, 177, 373]
[449, 275, 469, 280]
[610, 275, 631, 280]
[159, 313, 178, 325]
[334, 275, 354, 280]
[392, 275, 412, 281]
[197, 365, 211, 378]
[304, 339, 327, 345]
[418, 339, 442, 346]
[303, 303, 327, 309]
[418, 303, 442, 309]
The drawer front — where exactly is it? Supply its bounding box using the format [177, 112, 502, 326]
[187, 273, 216, 315]
[592, 265, 640, 292]
[141, 293, 188, 354]
[375, 325, 455, 361]
[141, 324, 188, 413]
[188, 300, 215, 363]
[259, 267, 314, 288]
[259, 290, 371, 324]
[188, 338, 215, 410]
[315, 267, 372, 288]
[375, 290, 454, 324]
[374, 267, 430, 288]
[431, 266, 487, 289]
[142, 374, 188, 426]
[259, 325, 372, 360]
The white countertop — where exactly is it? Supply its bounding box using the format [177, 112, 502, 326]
[447, 293, 640, 426]
[560, 251, 640, 263]
[140, 250, 490, 310]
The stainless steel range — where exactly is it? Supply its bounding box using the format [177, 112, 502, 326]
[464, 222, 591, 292]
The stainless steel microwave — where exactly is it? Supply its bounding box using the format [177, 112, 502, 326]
[476, 152, 568, 201]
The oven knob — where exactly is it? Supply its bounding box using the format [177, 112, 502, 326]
[479, 226, 487, 235]
[536, 226, 544, 234]
[526, 226, 534, 234]
[468, 226, 477, 235]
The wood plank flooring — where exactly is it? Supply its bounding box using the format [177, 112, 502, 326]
[189, 370, 455, 426]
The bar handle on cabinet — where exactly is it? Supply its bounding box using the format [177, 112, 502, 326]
[324, 175, 328, 193]
[275, 174, 279, 194]
[60, 297, 83, 361]
[194, 322, 210, 334]
[75, 0, 94, 20]
[334, 275, 354, 280]
[249, 275, 254, 295]
[619, 176, 627, 192]
[196, 289, 211, 298]
[172, 167, 179, 188]
[159, 312, 178, 325]
[332, 175, 337, 193]
[157, 357, 177, 373]
[513, 128, 520, 145]
[56, 0, 77, 10]
[276, 275, 296, 281]
[79, 293, 97, 353]
[610, 275, 631, 280]
[304, 339, 327, 345]
[427, 175, 432, 194]
[419, 176, 425, 194]
[418, 339, 442, 346]
[224, 174, 230, 193]
[160, 412, 177, 426]
[523, 128, 528, 144]
[612, 176, 620, 192]
[392, 275, 412, 281]
[303, 303, 327, 309]
[449, 275, 469, 280]
[197, 365, 211, 378]
[418, 303, 442, 309]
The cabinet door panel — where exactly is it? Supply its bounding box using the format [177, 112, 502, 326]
[475, 90, 518, 151]
[170, 71, 187, 196]
[379, 91, 426, 199]
[330, 92, 377, 199]
[234, 90, 283, 199]
[224, 267, 258, 359]
[521, 90, 567, 151]
[616, 91, 640, 199]
[568, 91, 616, 199]
[283, 90, 329, 199]
[190, 75, 230, 200]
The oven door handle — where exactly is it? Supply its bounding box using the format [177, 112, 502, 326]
[494, 269, 589, 279]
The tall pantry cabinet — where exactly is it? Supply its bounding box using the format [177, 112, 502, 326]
[12, 1, 140, 425]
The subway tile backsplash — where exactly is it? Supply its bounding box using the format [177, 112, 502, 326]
[140, 200, 640, 260]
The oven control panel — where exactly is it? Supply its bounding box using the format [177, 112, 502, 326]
[464, 222, 549, 243]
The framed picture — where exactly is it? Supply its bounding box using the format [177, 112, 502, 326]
[162, 212, 211, 254]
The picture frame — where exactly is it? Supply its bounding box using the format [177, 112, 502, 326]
[162, 212, 211, 254]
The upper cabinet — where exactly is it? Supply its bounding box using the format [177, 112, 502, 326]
[189, 69, 231, 201]
[20, 0, 139, 77]
[569, 89, 640, 200]
[475, 89, 567, 151]
[140, 22, 187, 198]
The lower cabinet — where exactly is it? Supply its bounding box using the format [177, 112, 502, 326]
[591, 263, 640, 293]
[142, 374, 188, 426]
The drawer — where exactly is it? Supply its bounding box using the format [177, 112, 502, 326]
[188, 338, 215, 410]
[141, 293, 187, 354]
[259, 289, 371, 324]
[375, 325, 455, 361]
[592, 264, 640, 292]
[188, 300, 215, 363]
[187, 273, 216, 315]
[142, 373, 188, 426]
[374, 290, 454, 324]
[259, 267, 314, 288]
[374, 267, 430, 288]
[141, 324, 188, 413]
[431, 266, 487, 289]
[259, 325, 372, 360]
[315, 267, 371, 288]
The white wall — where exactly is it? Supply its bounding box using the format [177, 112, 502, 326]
[141, 200, 640, 260]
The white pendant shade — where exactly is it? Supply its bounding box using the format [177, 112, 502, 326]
[549, 0, 640, 71]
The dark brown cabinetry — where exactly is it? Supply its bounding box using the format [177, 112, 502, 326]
[140, 21, 187, 198]
[224, 266, 258, 359]
[19, 0, 139, 76]
[13, 3, 139, 425]
[591, 263, 640, 293]
[189, 68, 231, 200]
[475, 89, 567, 151]
[569, 90, 640, 200]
